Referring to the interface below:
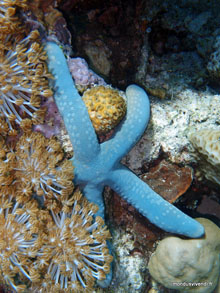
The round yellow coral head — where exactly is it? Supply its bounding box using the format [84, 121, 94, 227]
[82, 85, 127, 135]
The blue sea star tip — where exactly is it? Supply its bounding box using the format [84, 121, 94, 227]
[45, 41, 204, 241]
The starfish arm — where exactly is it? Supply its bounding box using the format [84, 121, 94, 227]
[45, 42, 100, 163]
[80, 183, 105, 218]
[108, 165, 204, 238]
[102, 84, 150, 162]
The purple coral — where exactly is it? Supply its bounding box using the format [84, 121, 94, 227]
[67, 57, 106, 87]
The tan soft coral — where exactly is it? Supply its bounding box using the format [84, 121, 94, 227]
[13, 132, 74, 205]
[0, 0, 27, 51]
[0, 136, 15, 187]
[0, 134, 113, 292]
[0, 29, 53, 135]
[32, 189, 113, 292]
[0, 0, 53, 136]
[0, 195, 44, 292]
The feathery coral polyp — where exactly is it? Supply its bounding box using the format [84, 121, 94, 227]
[14, 132, 74, 204]
[0, 137, 15, 187]
[0, 0, 27, 50]
[33, 190, 113, 292]
[0, 196, 42, 292]
[0, 27, 53, 135]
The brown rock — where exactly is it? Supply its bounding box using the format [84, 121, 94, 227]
[197, 195, 220, 219]
[140, 159, 193, 203]
[104, 188, 165, 252]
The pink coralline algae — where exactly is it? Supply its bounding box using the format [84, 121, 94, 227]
[33, 97, 63, 138]
[67, 57, 106, 87]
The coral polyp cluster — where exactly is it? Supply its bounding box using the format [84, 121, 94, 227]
[0, 133, 113, 291]
[0, 0, 27, 50]
[32, 190, 112, 292]
[0, 137, 15, 187]
[14, 132, 74, 204]
[0, 29, 53, 135]
[0, 187, 112, 292]
[82, 85, 126, 134]
[0, 196, 43, 292]
[0, 0, 53, 136]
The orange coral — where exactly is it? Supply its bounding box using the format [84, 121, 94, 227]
[82, 85, 126, 134]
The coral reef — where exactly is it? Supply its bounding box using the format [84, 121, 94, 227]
[189, 129, 220, 185]
[0, 133, 113, 291]
[1, 0, 220, 291]
[82, 85, 126, 134]
[148, 218, 220, 293]
[45, 41, 204, 239]
[0, 1, 113, 291]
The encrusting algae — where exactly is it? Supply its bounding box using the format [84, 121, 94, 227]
[0, 1, 113, 292]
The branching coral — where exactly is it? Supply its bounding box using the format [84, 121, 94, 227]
[32, 190, 113, 292]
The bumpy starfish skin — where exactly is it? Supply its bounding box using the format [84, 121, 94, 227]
[45, 42, 204, 239]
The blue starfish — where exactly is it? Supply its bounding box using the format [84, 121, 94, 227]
[45, 42, 204, 239]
